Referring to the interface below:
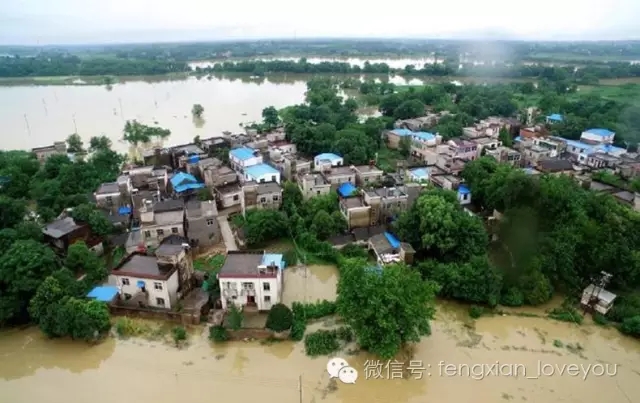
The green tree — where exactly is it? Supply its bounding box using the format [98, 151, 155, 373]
[310, 210, 335, 241]
[122, 120, 171, 145]
[29, 276, 67, 321]
[394, 99, 425, 120]
[0, 196, 27, 229]
[265, 303, 293, 332]
[227, 304, 243, 330]
[192, 104, 204, 118]
[498, 127, 512, 147]
[398, 136, 411, 158]
[71, 204, 113, 237]
[243, 209, 289, 246]
[337, 259, 439, 359]
[66, 133, 84, 153]
[88, 136, 112, 153]
[262, 106, 280, 127]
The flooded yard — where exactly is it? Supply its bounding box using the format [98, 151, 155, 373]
[282, 264, 339, 305]
[0, 300, 639, 403]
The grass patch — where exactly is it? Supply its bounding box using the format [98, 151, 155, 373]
[194, 254, 225, 272]
[469, 305, 485, 319]
[113, 317, 170, 340]
[304, 327, 354, 357]
[548, 306, 584, 325]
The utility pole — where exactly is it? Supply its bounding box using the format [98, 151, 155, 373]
[118, 98, 124, 120]
[72, 114, 78, 133]
[24, 114, 31, 136]
[42, 98, 48, 116]
[298, 374, 303, 403]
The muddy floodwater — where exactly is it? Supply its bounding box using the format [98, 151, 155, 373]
[1, 298, 639, 403]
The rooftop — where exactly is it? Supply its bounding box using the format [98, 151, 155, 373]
[315, 152, 342, 162]
[153, 199, 184, 213]
[584, 284, 616, 304]
[368, 187, 408, 199]
[261, 253, 285, 269]
[356, 165, 383, 173]
[323, 166, 354, 176]
[113, 253, 176, 280]
[450, 138, 476, 148]
[87, 286, 119, 302]
[337, 182, 357, 198]
[585, 128, 614, 137]
[473, 137, 500, 145]
[170, 171, 204, 193]
[256, 181, 282, 194]
[342, 197, 366, 209]
[389, 128, 413, 137]
[172, 143, 205, 155]
[43, 217, 82, 239]
[412, 131, 436, 141]
[299, 173, 328, 186]
[215, 183, 242, 194]
[245, 163, 280, 178]
[230, 147, 258, 161]
[546, 113, 564, 122]
[96, 182, 120, 195]
[409, 167, 429, 180]
[458, 185, 470, 195]
[218, 251, 274, 278]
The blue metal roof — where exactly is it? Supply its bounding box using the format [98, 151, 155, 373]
[118, 206, 132, 215]
[514, 136, 522, 142]
[594, 144, 626, 154]
[563, 139, 594, 153]
[409, 167, 429, 180]
[458, 185, 470, 195]
[585, 128, 614, 137]
[315, 153, 342, 162]
[383, 232, 401, 248]
[87, 286, 119, 302]
[337, 182, 357, 197]
[171, 171, 204, 193]
[390, 129, 413, 136]
[245, 163, 280, 180]
[262, 253, 285, 269]
[230, 147, 257, 160]
[412, 131, 436, 141]
[546, 113, 563, 122]
[188, 155, 200, 164]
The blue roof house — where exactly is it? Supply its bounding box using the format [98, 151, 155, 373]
[314, 153, 344, 170]
[458, 185, 471, 205]
[581, 128, 615, 145]
[546, 114, 564, 124]
[87, 285, 119, 303]
[337, 182, 357, 198]
[408, 167, 430, 184]
[229, 146, 262, 171]
[411, 131, 437, 146]
[244, 163, 281, 184]
[170, 171, 204, 194]
[368, 231, 416, 265]
[387, 128, 414, 149]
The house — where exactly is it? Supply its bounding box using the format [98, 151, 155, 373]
[485, 147, 522, 166]
[223, 133, 252, 147]
[131, 189, 161, 219]
[298, 172, 331, 199]
[241, 181, 282, 215]
[314, 153, 344, 170]
[353, 164, 384, 186]
[139, 199, 185, 247]
[339, 196, 372, 229]
[268, 141, 297, 160]
[337, 182, 358, 198]
[394, 113, 445, 131]
[472, 137, 502, 153]
[170, 143, 207, 169]
[523, 145, 553, 166]
[185, 200, 221, 248]
[448, 139, 479, 160]
[431, 174, 462, 190]
[246, 139, 269, 151]
[546, 114, 564, 124]
[320, 165, 357, 187]
[229, 146, 262, 172]
[435, 155, 467, 175]
[368, 232, 415, 265]
[42, 216, 101, 254]
[580, 128, 615, 145]
[203, 164, 237, 188]
[265, 128, 287, 143]
[531, 137, 565, 157]
[407, 167, 430, 184]
[214, 183, 243, 209]
[244, 163, 281, 184]
[95, 181, 131, 214]
[580, 284, 617, 315]
[409, 132, 443, 160]
[124, 165, 169, 194]
[169, 171, 205, 196]
[32, 141, 67, 162]
[386, 128, 413, 149]
[458, 185, 471, 205]
[363, 186, 410, 226]
[109, 244, 195, 310]
[561, 139, 626, 166]
[278, 154, 311, 181]
[536, 159, 575, 175]
[586, 153, 621, 169]
[218, 251, 286, 311]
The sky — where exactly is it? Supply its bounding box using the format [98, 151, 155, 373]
[1, 0, 640, 45]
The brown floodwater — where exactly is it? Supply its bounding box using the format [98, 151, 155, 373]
[282, 264, 339, 305]
[1, 296, 638, 403]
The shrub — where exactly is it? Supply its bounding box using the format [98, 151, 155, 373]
[469, 305, 484, 319]
[227, 304, 243, 330]
[553, 339, 564, 348]
[265, 303, 293, 332]
[290, 317, 306, 341]
[209, 325, 229, 342]
[304, 330, 340, 356]
[172, 326, 187, 346]
[548, 306, 584, 324]
[283, 249, 298, 266]
[593, 313, 609, 326]
[608, 293, 640, 322]
[620, 316, 640, 337]
[294, 300, 337, 320]
[339, 244, 368, 259]
[500, 287, 525, 307]
[336, 326, 354, 342]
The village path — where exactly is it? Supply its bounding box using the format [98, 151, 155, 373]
[216, 216, 238, 251]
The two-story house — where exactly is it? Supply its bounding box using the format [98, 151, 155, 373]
[139, 199, 185, 247]
[353, 164, 384, 186]
[241, 181, 283, 215]
[385, 128, 413, 149]
[95, 180, 131, 214]
[244, 163, 281, 184]
[314, 153, 344, 170]
[169, 171, 204, 197]
[277, 154, 311, 181]
[124, 165, 169, 194]
[409, 131, 441, 160]
[472, 137, 502, 154]
[268, 141, 297, 161]
[485, 147, 522, 167]
[32, 141, 67, 163]
[203, 164, 237, 188]
[320, 165, 356, 188]
[218, 251, 286, 311]
[185, 200, 221, 248]
[448, 139, 479, 161]
[580, 128, 615, 145]
[229, 146, 262, 173]
[42, 216, 102, 255]
[298, 172, 331, 199]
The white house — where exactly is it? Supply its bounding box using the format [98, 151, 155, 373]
[244, 163, 281, 184]
[314, 153, 344, 170]
[458, 185, 471, 205]
[218, 251, 285, 311]
[229, 147, 263, 172]
[108, 253, 180, 309]
[580, 284, 617, 315]
[580, 128, 615, 145]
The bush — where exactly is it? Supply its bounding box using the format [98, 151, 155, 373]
[294, 300, 337, 320]
[336, 326, 354, 342]
[227, 304, 243, 330]
[548, 306, 584, 324]
[209, 325, 229, 342]
[172, 326, 187, 346]
[620, 316, 640, 337]
[304, 330, 340, 356]
[265, 303, 293, 332]
[500, 287, 524, 307]
[290, 317, 307, 341]
[608, 293, 640, 323]
[339, 244, 368, 259]
[283, 249, 298, 266]
[593, 313, 609, 326]
[469, 305, 484, 319]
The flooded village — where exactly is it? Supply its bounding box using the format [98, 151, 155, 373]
[1, 57, 640, 403]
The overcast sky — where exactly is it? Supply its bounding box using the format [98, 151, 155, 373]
[1, 0, 640, 45]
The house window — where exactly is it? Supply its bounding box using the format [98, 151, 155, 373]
[106, 196, 113, 206]
[157, 229, 164, 237]
[156, 297, 165, 307]
[233, 195, 239, 201]
[121, 278, 130, 286]
[260, 178, 266, 183]
[154, 282, 163, 290]
[206, 218, 214, 226]
[232, 295, 237, 300]
[263, 282, 270, 291]
[264, 295, 271, 302]
[317, 190, 321, 195]
[260, 197, 267, 203]
[271, 175, 276, 182]
[171, 227, 179, 234]
[144, 230, 151, 239]
[242, 282, 254, 289]
[273, 195, 279, 201]
[348, 177, 352, 182]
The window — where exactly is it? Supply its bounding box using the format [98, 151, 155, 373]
[206, 218, 214, 226]
[242, 282, 254, 290]
[156, 297, 165, 306]
[144, 230, 151, 239]
[154, 282, 163, 290]
[273, 195, 279, 201]
[347, 177, 352, 182]
[233, 195, 239, 201]
[171, 227, 179, 234]
[260, 178, 266, 183]
[317, 190, 321, 195]
[260, 197, 266, 203]
[364, 177, 369, 182]
[156, 229, 164, 237]
[106, 196, 113, 206]
[121, 278, 130, 286]
[232, 295, 237, 300]
[271, 175, 276, 182]
[264, 295, 271, 302]
[124, 293, 132, 300]
[263, 282, 270, 291]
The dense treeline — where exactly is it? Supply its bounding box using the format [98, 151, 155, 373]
[0, 135, 123, 339]
[197, 58, 640, 80]
[0, 55, 189, 78]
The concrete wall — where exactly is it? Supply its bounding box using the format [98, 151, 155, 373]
[109, 271, 179, 309]
[219, 275, 281, 311]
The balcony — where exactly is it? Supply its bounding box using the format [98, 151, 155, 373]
[241, 288, 256, 296]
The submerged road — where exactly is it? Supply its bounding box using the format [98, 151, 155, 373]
[217, 215, 238, 251]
